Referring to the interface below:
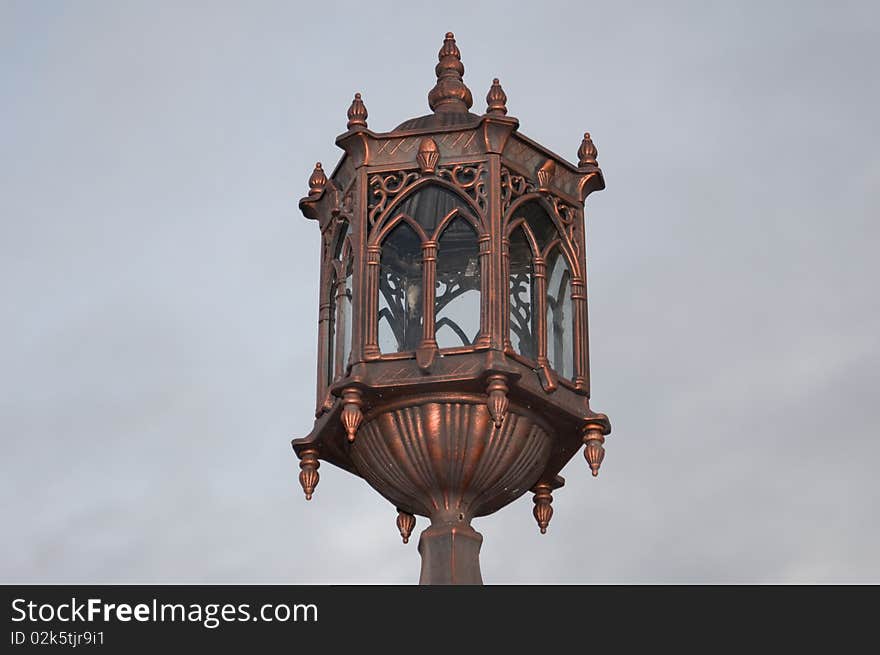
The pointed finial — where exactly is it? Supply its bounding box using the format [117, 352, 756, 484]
[428, 32, 473, 113]
[486, 78, 507, 116]
[347, 92, 368, 129]
[578, 132, 598, 167]
[308, 162, 326, 196]
[440, 31, 459, 59]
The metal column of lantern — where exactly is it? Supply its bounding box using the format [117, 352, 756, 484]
[293, 32, 611, 585]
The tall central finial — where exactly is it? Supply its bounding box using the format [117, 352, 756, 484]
[428, 32, 473, 113]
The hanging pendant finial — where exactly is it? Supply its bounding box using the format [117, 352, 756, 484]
[486, 78, 508, 116]
[298, 449, 320, 500]
[531, 482, 553, 534]
[486, 374, 509, 428]
[396, 510, 416, 544]
[582, 422, 607, 477]
[347, 92, 368, 129]
[340, 387, 364, 442]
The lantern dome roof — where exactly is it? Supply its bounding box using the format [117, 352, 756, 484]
[394, 110, 481, 131]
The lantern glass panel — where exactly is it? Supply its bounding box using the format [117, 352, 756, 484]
[326, 220, 350, 383]
[508, 227, 536, 360]
[546, 247, 574, 380]
[378, 221, 423, 353]
[436, 217, 481, 348]
[339, 249, 353, 374]
[326, 269, 336, 381]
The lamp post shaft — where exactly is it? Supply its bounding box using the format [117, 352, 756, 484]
[418, 519, 483, 585]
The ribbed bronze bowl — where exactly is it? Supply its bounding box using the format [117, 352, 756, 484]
[350, 394, 553, 522]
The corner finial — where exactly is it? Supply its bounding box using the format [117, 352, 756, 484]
[486, 78, 507, 116]
[578, 132, 598, 167]
[428, 31, 473, 113]
[347, 92, 368, 129]
[308, 162, 326, 196]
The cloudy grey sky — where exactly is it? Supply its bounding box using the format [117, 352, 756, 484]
[2, 1, 878, 583]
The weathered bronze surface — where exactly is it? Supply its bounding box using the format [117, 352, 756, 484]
[293, 32, 611, 584]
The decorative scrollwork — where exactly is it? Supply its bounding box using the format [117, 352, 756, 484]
[367, 171, 421, 227]
[509, 272, 534, 359]
[437, 163, 487, 216]
[341, 190, 354, 216]
[368, 165, 488, 232]
[501, 167, 580, 260]
[548, 196, 580, 259]
[500, 166, 536, 215]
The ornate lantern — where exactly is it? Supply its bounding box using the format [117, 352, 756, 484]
[294, 32, 611, 584]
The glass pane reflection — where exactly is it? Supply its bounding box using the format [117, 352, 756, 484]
[378, 222, 423, 353]
[546, 247, 574, 380]
[436, 217, 480, 348]
[340, 254, 353, 372]
[326, 269, 336, 380]
[508, 227, 536, 359]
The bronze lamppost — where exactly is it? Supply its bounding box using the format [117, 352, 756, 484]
[293, 32, 611, 584]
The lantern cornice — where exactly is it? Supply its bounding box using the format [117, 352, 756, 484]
[327, 120, 600, 208]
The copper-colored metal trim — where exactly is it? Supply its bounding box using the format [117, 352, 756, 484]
[358, 390, 554, 435]
[365, 155, 487, 175]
